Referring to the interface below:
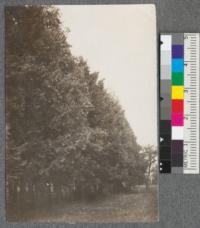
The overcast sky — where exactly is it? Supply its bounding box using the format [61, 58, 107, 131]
[57, 5, 157, 146]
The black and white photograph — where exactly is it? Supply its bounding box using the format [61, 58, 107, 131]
[5, 4, 158, 222]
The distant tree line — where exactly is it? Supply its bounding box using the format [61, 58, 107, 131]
[5, 6, 157, 214]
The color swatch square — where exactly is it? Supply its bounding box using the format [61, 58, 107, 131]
[172, 86, 184, 99]
[161, 65, 171, 79]
[161, 51, 171, 65]
[171, 140, 183, 167]
[172, 59, 184, 72]
[160, 160, 171, 173]
[171, 140, 183, 153]
[172, 45, 184, 58]
[172, 126, 184, 140]
[172, 72, 184, 85]
[172, 100, 184, 112]
[172, 113, 184, 126]
[161, 35, 172, 51]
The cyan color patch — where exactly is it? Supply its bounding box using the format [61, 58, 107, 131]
[172, 59, 184, 72]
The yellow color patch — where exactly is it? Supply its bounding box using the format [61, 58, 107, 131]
[172, 86, 184, 99]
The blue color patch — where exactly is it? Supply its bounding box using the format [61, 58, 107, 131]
[172, 45, 184, 58]
[172, 59, 184, 72]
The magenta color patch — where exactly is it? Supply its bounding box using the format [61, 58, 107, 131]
[172, 113, 184, 126]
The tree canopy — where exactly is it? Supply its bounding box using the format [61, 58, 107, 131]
[6, 6, 150, 203]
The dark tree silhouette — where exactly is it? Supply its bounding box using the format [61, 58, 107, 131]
[140, 145, 157, 191]
[5, 6, 150, 219]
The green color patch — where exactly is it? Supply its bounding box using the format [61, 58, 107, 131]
[172, 72, 184, 85]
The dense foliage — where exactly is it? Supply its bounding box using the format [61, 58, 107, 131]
[6, 6, 152, 211]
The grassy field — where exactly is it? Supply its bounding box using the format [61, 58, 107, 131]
[16, 190, 158, 223]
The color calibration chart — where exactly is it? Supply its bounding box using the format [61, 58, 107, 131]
[160, 33, 200, 174]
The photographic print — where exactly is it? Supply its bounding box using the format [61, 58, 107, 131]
[5, 5, 158, 222]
